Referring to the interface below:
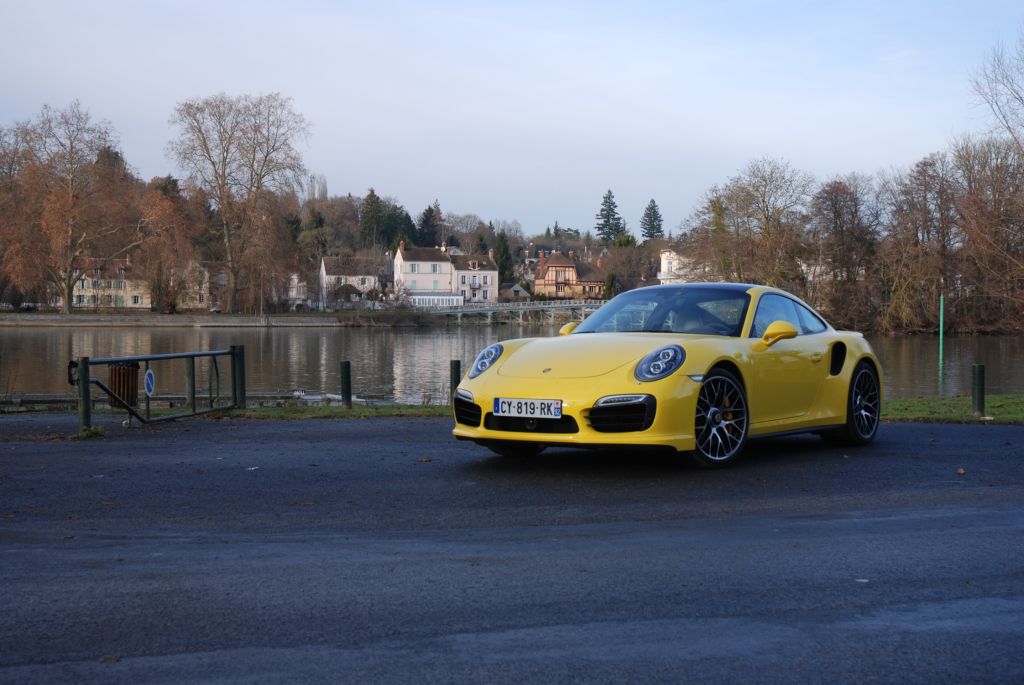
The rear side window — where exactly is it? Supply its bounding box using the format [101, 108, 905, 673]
[795, 302, 827, 334]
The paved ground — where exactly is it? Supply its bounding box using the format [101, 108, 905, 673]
[1, 414, 1023, 684]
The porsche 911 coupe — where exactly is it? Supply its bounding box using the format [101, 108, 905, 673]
[452, 283, 881, 466]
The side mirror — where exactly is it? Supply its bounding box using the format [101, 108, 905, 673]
[761, 320, 798, 346]
[559, 322, 578, 336]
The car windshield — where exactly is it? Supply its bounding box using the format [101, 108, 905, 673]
[574, 286, 751, 336]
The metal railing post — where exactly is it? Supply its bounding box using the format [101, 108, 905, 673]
[77, 356, 91, 432]
[972, 364, 986, 418]
[187, 357, 196, 414]
[450, 360, 461, 402]
[340, 360, 352, 409]
[230, 345, 246, 409]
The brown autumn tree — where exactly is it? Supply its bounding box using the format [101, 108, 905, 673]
[876, 155, 962, 331]
[0, 102, 144, 313]
[950, 136, 1024, 327]
[806, 175, 880, 329]
[168, 92, 308, 313]
[130, 176, 204, 312]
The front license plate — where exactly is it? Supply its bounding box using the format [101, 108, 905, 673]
[493, 398, 562, 419]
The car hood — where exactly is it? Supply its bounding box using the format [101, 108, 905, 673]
[496, 333, 676, 379]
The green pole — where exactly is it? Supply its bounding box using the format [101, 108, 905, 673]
[938, 294, 944, 394]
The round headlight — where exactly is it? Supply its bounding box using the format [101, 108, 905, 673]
[635, 345, 685, 382]
[469, 343, 504, 379]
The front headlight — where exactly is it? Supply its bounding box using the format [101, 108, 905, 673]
[635, 345, 685, 382]
[469, 343, 504, 379]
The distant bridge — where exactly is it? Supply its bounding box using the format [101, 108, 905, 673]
[424, 299, 607, 324]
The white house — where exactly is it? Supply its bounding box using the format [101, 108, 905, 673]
[393, 242, 459, 307]
[658, 248, 704, 284]
[451, 252, 499, 304]
[320, 256, 381, 309]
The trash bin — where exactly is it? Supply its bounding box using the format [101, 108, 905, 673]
[108, 362, 139, 408]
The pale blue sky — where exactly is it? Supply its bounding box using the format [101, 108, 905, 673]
[2, 1, 1022, 236]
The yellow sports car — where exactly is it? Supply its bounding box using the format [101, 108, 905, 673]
[452, 283, 881, 466]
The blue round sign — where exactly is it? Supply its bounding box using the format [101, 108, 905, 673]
[144, 369, 156, 397]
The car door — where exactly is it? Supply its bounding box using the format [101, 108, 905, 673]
[747, 294, 827, 425]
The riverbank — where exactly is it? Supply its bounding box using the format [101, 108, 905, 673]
[0, 310, 453, 328]
[3, 395, 1022, 425]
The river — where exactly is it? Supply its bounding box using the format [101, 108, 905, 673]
[1, 325, 1021, 403]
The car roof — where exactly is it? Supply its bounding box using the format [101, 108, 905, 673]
[640, 282, 765, 294]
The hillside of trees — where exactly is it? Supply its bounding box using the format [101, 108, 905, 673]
[1, 34, 1023, 330]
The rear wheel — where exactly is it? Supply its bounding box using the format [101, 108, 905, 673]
[823, 361, 880, 445]
[691, 368, 748, 467]
[484, 441, 546, 458]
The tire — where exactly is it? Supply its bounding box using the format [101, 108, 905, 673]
[823, 361, 880, 446]
[691, 368, 749, 467]
[485, 441, 546, 458]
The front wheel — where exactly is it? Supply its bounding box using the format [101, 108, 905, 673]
[824, 361, 880, 446]
[691, 368, 749, 468]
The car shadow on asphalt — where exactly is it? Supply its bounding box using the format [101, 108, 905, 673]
[463, 433, 842, 479]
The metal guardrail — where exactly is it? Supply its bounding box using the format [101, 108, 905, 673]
[425, 299, 605, 313]
[68, 345, 246, 432]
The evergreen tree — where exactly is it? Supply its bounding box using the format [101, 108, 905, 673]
[594, 189, 626, 244]
[640, 198, 664, 242]
[383, 201, 415, 248]
[359, 188, 384, 248]
[416, 202, 440, 246]
[493, 232, 513, 285]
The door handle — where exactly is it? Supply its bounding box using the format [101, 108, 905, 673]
[810, 353, 823, 363]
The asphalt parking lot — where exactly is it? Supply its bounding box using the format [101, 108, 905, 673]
[1, 414, 1023, 684]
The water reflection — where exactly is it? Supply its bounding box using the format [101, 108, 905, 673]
[1, 326, 1021, 402]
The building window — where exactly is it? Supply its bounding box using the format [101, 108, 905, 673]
[461, 289, 466, 298]
[461, 274, 466, 284]
[105, 295, 113, 305]
[198, 293, 205, 303]
[132, 295, 141, 305]
[79, 278, 87, 289]
[92, 279, 101, 289]
[483, 290, 489, 300]
[432, 279, 438, 290]
[410, 263, 419, 273]
[75, 295, 84, 305]
[483, 275, 489, 285]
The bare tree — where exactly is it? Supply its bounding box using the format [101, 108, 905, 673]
[0, 102, 144, 312]
[972, 30, 1024, 154]
[168, 93, 308, 312]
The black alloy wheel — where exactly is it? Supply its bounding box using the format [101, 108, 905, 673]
[692, 368, 748, 467]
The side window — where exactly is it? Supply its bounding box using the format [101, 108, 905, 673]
[750, 294, 800, 338]
[795, 302, 827, 334]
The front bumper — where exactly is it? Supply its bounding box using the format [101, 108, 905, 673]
[451, 373, 700, 452]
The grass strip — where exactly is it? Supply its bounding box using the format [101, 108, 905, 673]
[221, 404, 452, 420]
[883, 394, 1024, 423]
